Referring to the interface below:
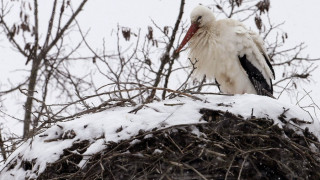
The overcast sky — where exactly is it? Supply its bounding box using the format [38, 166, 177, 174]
[65, 0, 320, 119]
[270, 0, 320, 117]
[88, 0, 320, 115]
[81, 0, 320, 103]
[1, 0, 319, 135]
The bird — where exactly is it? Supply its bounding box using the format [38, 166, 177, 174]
[176, 5, 275, 96]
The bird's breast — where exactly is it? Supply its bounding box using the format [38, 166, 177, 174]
[188, 34, 257, 94]
[189, 35, 234, 80]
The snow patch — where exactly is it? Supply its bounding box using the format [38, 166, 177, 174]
[0, 94, 319, 179]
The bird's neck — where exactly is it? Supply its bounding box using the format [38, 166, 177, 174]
[189, 23, 217, 51]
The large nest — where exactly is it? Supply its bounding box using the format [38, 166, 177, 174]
[32, 108, 320, 180]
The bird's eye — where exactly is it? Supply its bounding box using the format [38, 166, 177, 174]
[197, 16, 202, 22]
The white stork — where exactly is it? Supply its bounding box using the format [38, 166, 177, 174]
[176, 5, 275, 96]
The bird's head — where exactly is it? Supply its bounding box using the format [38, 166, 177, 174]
[176, 5, 215, 53]
[190, 5, 215, 28]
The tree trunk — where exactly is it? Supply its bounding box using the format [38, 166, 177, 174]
[0, 129, 7, 161]
[23, 59, 41, 138]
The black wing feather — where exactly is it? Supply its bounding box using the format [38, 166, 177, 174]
[238, 55, 273, 96]
[215, 78, 221, 92]
[263, 54, 275, 79]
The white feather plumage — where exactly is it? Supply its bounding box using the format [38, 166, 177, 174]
[185, 5, 274, 95]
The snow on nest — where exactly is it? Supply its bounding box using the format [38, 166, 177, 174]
[0, 94, 319, 179]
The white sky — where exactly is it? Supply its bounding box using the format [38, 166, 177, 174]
[0, 0, 320, 135]
[81, 0, 320, 105]
[270, 0, 320, 115]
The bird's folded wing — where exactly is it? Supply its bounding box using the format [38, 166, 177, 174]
[233, 24, 274, 96]
[238, 55, 273, 96]
[234, 25, 274, 80]
[249, 31, 275, 79]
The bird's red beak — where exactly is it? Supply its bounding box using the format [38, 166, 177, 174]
[176, 23, 199, 53]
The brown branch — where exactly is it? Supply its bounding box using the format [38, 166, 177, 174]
[0, 78, 29, 95]
[146, 0, 185, 102]
[33, 0, 39, 57]
[42, 0, 57, 50]
[0, 129, 7, 161]
[41, 0, 88, 57]
[0, 16, 28, 57]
